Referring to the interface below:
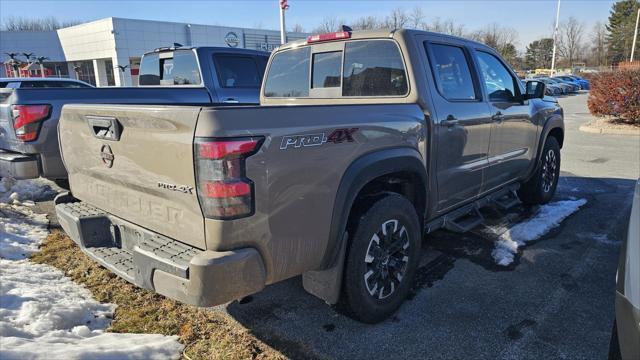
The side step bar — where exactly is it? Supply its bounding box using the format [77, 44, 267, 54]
[443, 207, 484, 233]
[494, 189, 521, 211]
[425, 183, 520, 234]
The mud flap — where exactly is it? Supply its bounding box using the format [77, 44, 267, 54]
[302, 232, 348, 304]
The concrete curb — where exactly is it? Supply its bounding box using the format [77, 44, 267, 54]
[579, 124, 640, 136]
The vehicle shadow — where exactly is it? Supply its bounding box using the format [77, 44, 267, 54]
[223, 175, 634, 359]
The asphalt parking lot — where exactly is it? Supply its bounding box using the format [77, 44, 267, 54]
[216, 93, 639, 359]
[34, 93, 638, 359]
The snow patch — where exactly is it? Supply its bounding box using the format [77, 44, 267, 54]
[488, 199, 587, 266]
[0, 177, 57, 204]
[0, 179, 183, 359]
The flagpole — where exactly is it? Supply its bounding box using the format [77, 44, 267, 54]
[280, 8, 286, 44]
[631, 8, 640, 62]
[550, 0, 561, 75]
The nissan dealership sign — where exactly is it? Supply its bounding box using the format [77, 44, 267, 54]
[224, 32, 240, 47]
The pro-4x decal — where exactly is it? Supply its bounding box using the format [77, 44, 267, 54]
[280, 128, 359, 150]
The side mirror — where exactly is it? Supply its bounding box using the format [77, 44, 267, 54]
[524, 80, 545, 99]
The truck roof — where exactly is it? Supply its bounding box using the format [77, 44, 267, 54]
[278, 28, 490, 52]
[147, 46, 269, 57]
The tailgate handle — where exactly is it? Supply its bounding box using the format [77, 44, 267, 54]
[86, 116, 121, 141]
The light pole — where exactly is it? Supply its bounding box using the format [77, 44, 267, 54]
[279, 0, 289, 44]
[550, 0, 561, 75]
[115, 65, 128, 87]
[36, 56, 49, 78]
[631, 8, 640, 62]
[4, 53, 20, 77]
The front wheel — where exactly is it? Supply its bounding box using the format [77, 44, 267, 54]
[341, 194, 421, 323]
[518, 136, 561, 205]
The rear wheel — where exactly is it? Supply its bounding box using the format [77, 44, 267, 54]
[341, 193, 421, 323]
[518, 136, 560, 205]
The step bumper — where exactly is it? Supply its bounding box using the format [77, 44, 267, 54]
[54, 193, 266, 307]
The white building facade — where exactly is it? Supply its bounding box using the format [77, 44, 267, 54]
[0, 17, 307, 86]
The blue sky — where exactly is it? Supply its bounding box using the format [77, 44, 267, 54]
[0, 0, 615, 51]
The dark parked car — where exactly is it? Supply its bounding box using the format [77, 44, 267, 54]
[0, 47, 269, 186]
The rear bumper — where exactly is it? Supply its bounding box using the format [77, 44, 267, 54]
[0, 150, 40, 179]
[55, 193, 266, 307]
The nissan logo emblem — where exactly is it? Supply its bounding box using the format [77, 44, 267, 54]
[100, 144, 114, 168]
[225, 32, 240, 48]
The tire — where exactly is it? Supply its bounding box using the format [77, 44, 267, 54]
[518, 136, 561, 205]
[341, 193, 421, 323]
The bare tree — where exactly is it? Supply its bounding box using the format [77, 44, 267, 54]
[1, 16, 82, 31]
[472, 23, 517, 51]
[290, 23, 305, 33]
[426, 18, 466, 37]
[590, 21, 608, 67]
[352, 16, 381, 30]
[384, 7, 409, 29]
[471, 23, 519, 65]
[409, 6, 426, 29]
[557, 17, 584, 67]
[312, 16, 345, 33]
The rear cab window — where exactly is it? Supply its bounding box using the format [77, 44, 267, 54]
[264, 39, 408, 99]
[139, 49, 202, 86]
[213, 55, 263, 88]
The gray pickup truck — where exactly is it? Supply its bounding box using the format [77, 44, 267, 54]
[0, 47, 268, 186]
[55, 29, 564, 323]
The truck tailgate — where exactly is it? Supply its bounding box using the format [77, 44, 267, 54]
[59, 104, 206, 249]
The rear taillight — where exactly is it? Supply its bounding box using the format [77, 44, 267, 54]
[194, 137, 263, 219]
[306, 31, 351, 43]
[11, 104, 51, 142]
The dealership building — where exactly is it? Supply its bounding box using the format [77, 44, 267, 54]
[0, 17, 307, 86]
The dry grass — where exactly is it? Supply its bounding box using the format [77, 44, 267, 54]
[30, 231, 288, 360]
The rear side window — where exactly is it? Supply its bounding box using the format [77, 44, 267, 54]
[427, 43, 477, 101]
[139, 53, 160, 85]
[312, 51, 342, 88]
[264, 47, 310, 97]
[214, 55, 262, 88]
[139, 50, 201, 86]
[343, 40, 407, 96]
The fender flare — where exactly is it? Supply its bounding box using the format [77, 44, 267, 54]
[526, 114, 564, 180]
[302, 147, 427, 304]
[322, 147, 427, 268]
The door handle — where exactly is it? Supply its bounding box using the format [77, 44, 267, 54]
[441, 115, 459, 127]
[223, 98, 239, 104]
[492, 112, 504, 122]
